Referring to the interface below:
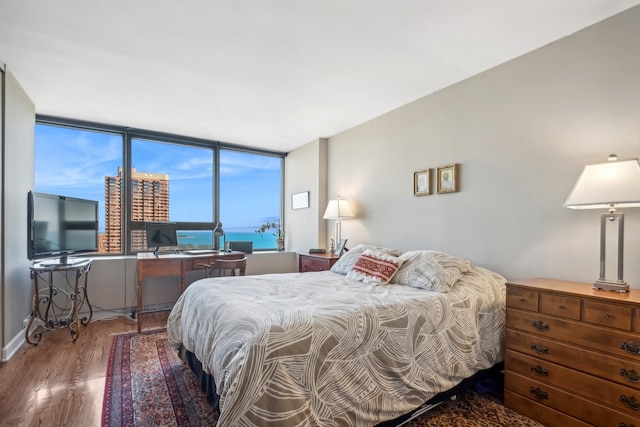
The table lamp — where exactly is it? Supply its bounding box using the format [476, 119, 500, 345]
[213, 222, 225, 250]
[563, 155, 640, 292]
[323, 196, 354, 249]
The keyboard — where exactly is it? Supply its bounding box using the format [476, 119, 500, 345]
[183, 249, 220, 255]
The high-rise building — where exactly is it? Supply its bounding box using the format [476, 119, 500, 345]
[103, 167, 169, 253]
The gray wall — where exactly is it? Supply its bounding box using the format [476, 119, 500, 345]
[284, 138, 330, 253]
[320, 6, 640, 286]
[2, 69, 35, 359]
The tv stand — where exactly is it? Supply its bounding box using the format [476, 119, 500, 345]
[25, 259, 93, 344]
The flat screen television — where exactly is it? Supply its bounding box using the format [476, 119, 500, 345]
[144, 222, 178, 254]
[27, 191, 99, 265]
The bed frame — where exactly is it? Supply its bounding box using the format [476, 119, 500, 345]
[185, 350, 504, 426]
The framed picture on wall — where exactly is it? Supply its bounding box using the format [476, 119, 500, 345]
[413, 169, 430, 196]
[436, 164, 459, 194]
[291, 191, 310, 209]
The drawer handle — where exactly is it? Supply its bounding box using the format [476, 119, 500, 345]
[530, 365, 549, 376]
[621, 368, 640, 383]
[619, 423, 636, 427]
[620, 395, 640, 410]
[604, 313, 611, 318]
[621, 342, 640, 355]
[529, 387, 548, 400]
[531, 320, 550, 331]
[530, 343, 549, 354]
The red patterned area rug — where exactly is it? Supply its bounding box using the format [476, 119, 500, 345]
[102, 329, 542, 427]
[102, 329, 219, 426]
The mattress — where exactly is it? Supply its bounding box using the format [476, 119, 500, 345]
[167, 265, 505, 426]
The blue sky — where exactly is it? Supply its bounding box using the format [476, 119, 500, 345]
[35, 124, 281, 232]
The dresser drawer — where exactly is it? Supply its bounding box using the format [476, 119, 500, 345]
[298, 254, 339, 272]
[506, 329, 640, 390]
[583, 300, 633, 330]
[507, 308, 640, 360]
[506, 349, 640, 416]
[504, 390, 592, 427]
[506, 372, 640, 427]
[507, 288, 538, 311]
[300, 257, 326, 271]
[540, 293, 580, 320]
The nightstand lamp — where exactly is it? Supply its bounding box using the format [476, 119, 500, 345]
[323, 196, 354, 247]
[564, 155, 640, 292]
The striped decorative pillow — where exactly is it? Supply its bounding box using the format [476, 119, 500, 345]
[345, 249, 405, 285]
[391, 250, 472, 292]
[330, 244, 402, 275]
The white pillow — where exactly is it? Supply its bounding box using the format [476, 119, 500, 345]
[345, 249, 405, 285]
[330, 243, 402, 275]
[391, 250, 472, 292]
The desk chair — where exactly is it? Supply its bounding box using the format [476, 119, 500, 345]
[200, 257, 247, 278]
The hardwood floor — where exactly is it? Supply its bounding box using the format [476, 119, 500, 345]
[0, 311, 169, 427]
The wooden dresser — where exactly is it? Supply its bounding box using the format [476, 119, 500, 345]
[505, 278, 640, 427]
[298, 253, 339, 272]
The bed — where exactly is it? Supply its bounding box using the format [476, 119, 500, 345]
[167, 246, 506, 426]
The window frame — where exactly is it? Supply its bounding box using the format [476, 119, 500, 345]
[36, 115, 286, 255]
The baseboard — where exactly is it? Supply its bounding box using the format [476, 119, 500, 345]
[2, 329, 26, 362]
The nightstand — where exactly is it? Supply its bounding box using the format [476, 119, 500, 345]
[298, 253, 339, 272]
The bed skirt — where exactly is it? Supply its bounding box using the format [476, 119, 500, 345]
[185, 350, 503, 427]
[185, 350, 221, 410]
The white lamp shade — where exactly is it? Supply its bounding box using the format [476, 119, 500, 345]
[323, 198, 354, 219]
[564, 158, 640, 209]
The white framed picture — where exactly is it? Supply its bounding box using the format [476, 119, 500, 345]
[413, 169, 430, 196]
[291, 191, 310, 209]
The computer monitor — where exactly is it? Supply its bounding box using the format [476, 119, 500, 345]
[227, 241, 253, 254]
[145, 222, 178, 254]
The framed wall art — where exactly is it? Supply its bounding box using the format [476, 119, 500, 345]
[291, 191, 310, 209]
[413, 169, 430, 196]
[436, 164, 459, 194]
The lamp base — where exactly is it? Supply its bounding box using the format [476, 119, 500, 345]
[592, 279, 629, 293]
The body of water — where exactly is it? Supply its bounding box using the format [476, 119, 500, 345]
[177, 230, 276, 250]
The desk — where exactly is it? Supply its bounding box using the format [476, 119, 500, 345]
[136, 251, 245, 332]
[26, 259, 93, 344]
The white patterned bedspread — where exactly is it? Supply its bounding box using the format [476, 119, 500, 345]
[167, 266, 505, 427]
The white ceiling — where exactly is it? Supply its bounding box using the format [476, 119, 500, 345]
[1, 1, 639, 152]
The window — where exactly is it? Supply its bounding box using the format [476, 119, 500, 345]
[129, 138, 214, 252]
[219, 149, 282, 250]
[35, 123, 122, 254]
[35, 117, 285, 255]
